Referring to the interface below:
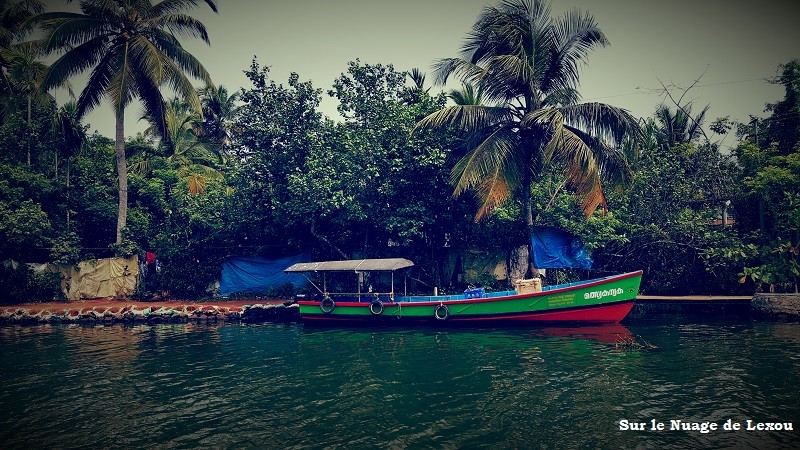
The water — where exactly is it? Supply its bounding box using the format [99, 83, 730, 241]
[0, 319, 798, 449]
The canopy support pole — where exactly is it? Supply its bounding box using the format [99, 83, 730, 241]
[304, 273, 324, 295]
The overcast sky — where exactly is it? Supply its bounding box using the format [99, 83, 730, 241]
[45, 0, 800, 147]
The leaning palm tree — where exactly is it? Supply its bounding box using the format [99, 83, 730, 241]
[416, 0, 639, 225]
[35, 0, 217, 244]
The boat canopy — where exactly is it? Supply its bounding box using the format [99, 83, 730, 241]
[284, 258, 414, 273]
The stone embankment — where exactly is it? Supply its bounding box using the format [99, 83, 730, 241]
[0, 301, 299, 325]
[752, 293, 800, 318]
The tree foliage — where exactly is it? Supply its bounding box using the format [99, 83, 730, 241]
[417, 0, 639, 226]
[3, 0, 800, 300]
[35, 0, 217, 245]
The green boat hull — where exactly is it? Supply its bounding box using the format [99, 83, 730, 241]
[297, 271, 642, 324]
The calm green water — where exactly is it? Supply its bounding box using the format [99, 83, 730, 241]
[0, 319, 798, 449]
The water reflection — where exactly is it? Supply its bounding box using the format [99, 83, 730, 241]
[533, 323, 634, 343]
[0, 320, 797, 449]
[299, 322, 634, 345]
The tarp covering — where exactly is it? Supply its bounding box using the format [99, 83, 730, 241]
[531, 227, 592, 269]
[4, 256, 140, 300]
[61, 255, 140, 300]
[220, 254, 310, 297]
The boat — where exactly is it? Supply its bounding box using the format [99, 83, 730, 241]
[285, 258, 642, 324]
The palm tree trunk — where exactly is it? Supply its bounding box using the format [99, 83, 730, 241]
[115, 109, 128, 244]
[66, 159, 71, 227]
[795, 230, 799, 294]
[521, 132, 536, 229]
[27, 94, 32, 167]
[522, 168, 537, 278]
[523, 170, 533, 228]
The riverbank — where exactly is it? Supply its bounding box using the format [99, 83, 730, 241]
[627, 295, 753, 320]
[0, 298, 297, 325]
[629, 294, 800, 320]
[1, 294, 798, 325]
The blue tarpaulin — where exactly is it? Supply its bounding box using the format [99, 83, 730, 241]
[220, 254, 310, 297]
[531, 227, 592, 269]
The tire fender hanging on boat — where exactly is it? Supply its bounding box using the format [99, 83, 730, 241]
[320, 297, 336, 314]
[434, 304, 449, 321]
[369, 299, 384, 315]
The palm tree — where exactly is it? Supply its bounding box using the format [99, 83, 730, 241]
[3, 41, 75, 166]
[198, 83, 238, 153]
[0, 0, 43, 93]
[138, 96, 222, 194]
[448, 82, 484, 106]
[621, 117, 658, 170]
[53, 100, 86, 226]
[52, 100, 84, 175]
[408, 68, 426, 91]
[0, 1, 49, 164]
[35, 0, 217, 244]
[653, 102, 709, 147]
[416, 0, 639, 226]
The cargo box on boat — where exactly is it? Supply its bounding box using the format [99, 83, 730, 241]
[514, 278, 542, 295]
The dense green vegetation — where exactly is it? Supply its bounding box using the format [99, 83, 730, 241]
[1, 0, 798, 302]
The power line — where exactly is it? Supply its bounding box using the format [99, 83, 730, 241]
[582, 77, 769, 102]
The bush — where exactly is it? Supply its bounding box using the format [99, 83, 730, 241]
[157, 255, 222, 299]
[0, 262, 64, 305]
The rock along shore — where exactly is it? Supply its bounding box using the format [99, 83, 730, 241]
[0, 300, 299, 325]
[751, 293, 800, 318]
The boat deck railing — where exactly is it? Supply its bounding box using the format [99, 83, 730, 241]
[396, 290, 518, 303]
[322, 292, 397, 303]
[321, 274, 624, 303]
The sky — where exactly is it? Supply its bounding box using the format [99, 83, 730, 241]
[43, 0, 800, 148]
